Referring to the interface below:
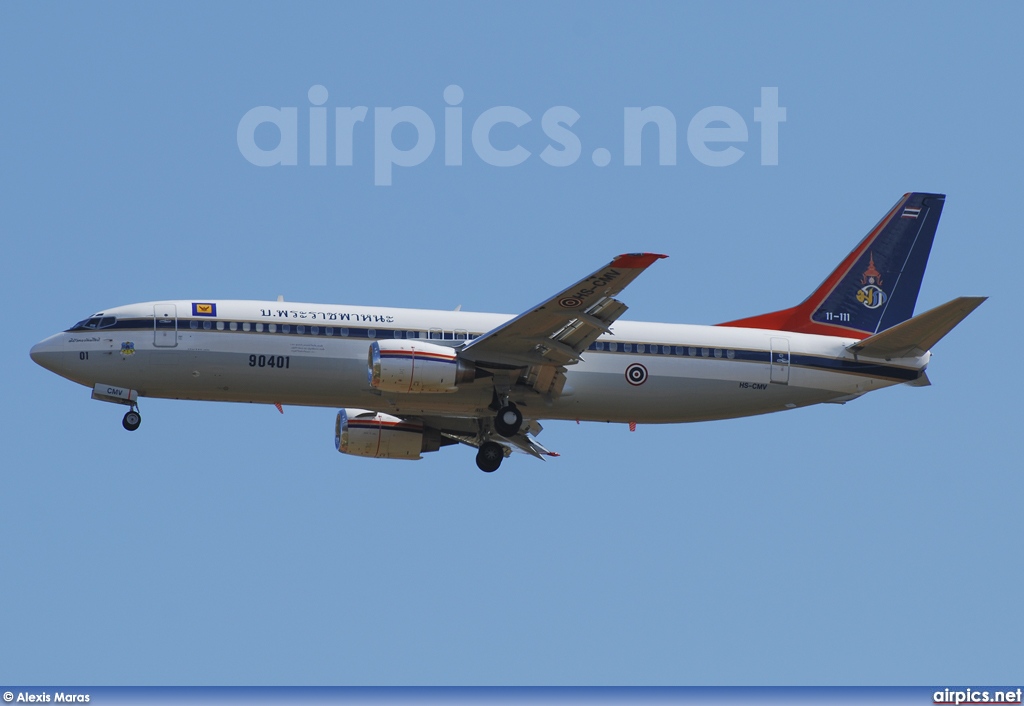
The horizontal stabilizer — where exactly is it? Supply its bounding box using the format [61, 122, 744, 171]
[847, 296, 986, 359]
[905, 372, 931, 387]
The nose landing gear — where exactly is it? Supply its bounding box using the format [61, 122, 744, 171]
[122, 407, 141, 431]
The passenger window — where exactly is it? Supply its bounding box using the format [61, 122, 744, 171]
[216, 322, 225, 331]
[367, 328, 376, 338]
[203, 321, 212, 330]
[281, 324, 290, 333]
[311, 326, 319, 335]
[701, 347, 709, 357]
[325, 327, 333, 336]
[256, 323, 264, 332]
[243, 323, 251, 332]
[189, 320, 198, 330]
[407, 331, 418, 339]
[340, 327, 349, 336]
[623, 343, 632, 352]
[727, 350, 735, 359]
[268, 324, 277, 333]
[714, 348, 722, 358]
[229, 322, 238, 331]
[297, 325, 305, 334]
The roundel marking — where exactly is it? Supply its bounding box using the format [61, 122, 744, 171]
[559, 297, 583, 308]
[625, 363, 648, 386]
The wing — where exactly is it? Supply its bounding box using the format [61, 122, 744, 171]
[420, 414, 559, 459]
[459, 252, 667, 397]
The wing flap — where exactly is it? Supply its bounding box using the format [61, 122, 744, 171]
[847, 296, 986, 359]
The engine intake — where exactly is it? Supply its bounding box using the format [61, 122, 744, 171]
[368, 340, 477, 393]
[335, 408, 447, 460]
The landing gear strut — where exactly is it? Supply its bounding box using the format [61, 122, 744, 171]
[494, 402, 523, 438]
[122, 407, 141, 431]
[476, 441, 504, 472]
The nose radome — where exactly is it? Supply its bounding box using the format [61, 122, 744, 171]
[30, 340, 46, 365]
[30, 335, 63, 372]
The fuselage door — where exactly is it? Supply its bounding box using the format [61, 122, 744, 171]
[770, 336, 790, 385]
[154, 304, 178, 347]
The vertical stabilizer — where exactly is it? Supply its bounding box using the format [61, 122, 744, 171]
[719, 192, 945, 339]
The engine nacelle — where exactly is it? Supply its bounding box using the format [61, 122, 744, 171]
[368, 340, 476, 393]
[335, 408, 438, 460]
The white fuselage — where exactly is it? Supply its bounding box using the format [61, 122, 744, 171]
[30, 299, 928, 424]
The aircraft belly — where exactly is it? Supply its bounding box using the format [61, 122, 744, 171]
[52, 332, 902, 423]
[553, 354, 872, 423]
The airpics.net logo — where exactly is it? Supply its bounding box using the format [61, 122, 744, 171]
[236, 85, 786, 186]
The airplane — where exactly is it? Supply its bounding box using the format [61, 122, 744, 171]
[30, 192, 984, 472]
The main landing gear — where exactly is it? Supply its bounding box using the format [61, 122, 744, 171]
[475, 394, 523, 471]
[122, 407, 141, 431]
[494, 402, 523, 438]
[476, 441, 505, 473]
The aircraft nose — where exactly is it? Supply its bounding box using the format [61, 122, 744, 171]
[30, 334, 65, 372]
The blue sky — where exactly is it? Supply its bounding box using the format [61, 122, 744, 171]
[1, 1, 1021, 686]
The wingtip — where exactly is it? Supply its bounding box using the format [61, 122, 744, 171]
[611, 252, 669, 269]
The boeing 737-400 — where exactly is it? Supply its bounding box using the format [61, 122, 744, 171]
[31, 193, 984, 472]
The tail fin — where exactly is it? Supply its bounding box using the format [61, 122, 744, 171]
[719, 192, 945, 339]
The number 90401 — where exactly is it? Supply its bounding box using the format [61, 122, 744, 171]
[249, 354, 290, 369]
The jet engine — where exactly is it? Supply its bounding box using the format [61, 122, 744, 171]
[368, 340, 477, 393]
[334, 408, 446, 460]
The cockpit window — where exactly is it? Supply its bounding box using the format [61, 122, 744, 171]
[69, 316, 117, 331]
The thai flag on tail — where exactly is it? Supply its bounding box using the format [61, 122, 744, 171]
[902, 207, 921, 219]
